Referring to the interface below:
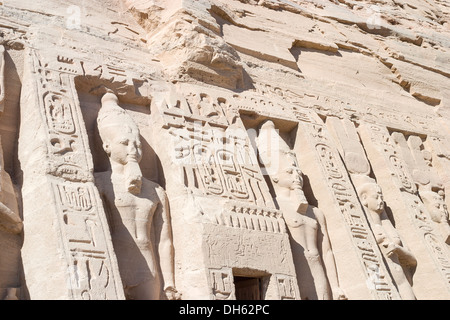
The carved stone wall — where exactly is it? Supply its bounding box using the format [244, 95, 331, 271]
[0, 0, 449, 300]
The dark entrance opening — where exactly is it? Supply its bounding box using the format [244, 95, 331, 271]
[234, 276, 262, 300]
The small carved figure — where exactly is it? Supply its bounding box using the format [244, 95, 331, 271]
[257, 120, 346, 300]
[420, 189, 450, 245]
[358, 182, 417, 300]
[95, 92, 179, 300]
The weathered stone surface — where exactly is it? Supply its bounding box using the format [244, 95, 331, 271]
[0, 0, 449, 300]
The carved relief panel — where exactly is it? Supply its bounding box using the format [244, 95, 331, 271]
[290, 110, 400, 300]
[275, 275, 298, 300]
[155, 85, 273, 209]
[391, 132, 450, 246]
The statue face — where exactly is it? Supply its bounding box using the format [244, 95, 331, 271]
[363, 185, 384, 213]
[106, 130, 143, 166]
[281, 166, 303, 190]
[424, 192, 448, 220]
[275, 151, 304, 191]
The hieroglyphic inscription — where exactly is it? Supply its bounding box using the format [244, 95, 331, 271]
[53, 181, 113, 300]
[209, 268, 235, 300]
[29, 50, 124, 299]
[163, 109, 269, 207]
[32, 51, 91, 182]
[354, 106, 438, 137]
[276, 275, 298, 300]
[295, 113, 399, 300]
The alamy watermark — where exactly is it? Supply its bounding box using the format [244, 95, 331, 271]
[66, 5, 81, 30]
[366, 5, 382, 30]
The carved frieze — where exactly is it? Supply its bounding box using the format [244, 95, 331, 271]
[293, 111, 400, 300]
[216, 201, 286, 233]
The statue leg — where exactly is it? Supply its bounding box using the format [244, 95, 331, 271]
[125, 278, 161, 300]
[304, 251, 332, 300]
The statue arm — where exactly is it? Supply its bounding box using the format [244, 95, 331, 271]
[379, 213, 417, 266]
[380, 212, 402, 245]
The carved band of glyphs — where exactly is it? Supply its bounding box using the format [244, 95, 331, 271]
[29, 49, 123, 299]
[365, 124, 450, 288]
[163, 108, 269, 207]
[32, 50, 91, 182]
[296, 117, 398, 299]
[215, 201, 287, 234]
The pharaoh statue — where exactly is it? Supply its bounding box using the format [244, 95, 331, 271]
[420, 189, 450, 245]
[0, 137, 23, 300]
[95, 92, 179, 300]
[256, 120, 346, 300]
[358, 181, 417, 300]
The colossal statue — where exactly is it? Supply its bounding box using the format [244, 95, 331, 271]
[95, 92, 178, 300]
[257, 120, 346, 300]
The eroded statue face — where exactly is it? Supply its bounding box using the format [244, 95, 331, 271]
[101, 126, 144, 194]
[107, 131, 143, 166]
[276, 151, 304, 191]
[422, 191, 449, 221]
[362, 185, 385, 214]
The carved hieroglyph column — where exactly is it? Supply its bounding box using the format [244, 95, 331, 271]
[292, 110, 400, 300]
[358, 122, 450, 299]
[18, 49, 125, 299]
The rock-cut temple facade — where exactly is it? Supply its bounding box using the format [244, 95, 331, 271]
[0, 0, 449, 300]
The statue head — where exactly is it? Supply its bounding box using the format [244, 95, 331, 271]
[358, 182, 385, 214]
[421, 189, 449, 223]
[258, 120, 303, 190]
[97, 92, 143, 165]
[97, 92, 143, 194]
[257, 120, 308, 213]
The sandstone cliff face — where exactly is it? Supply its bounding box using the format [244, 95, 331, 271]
[0, 0, 449, 300]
